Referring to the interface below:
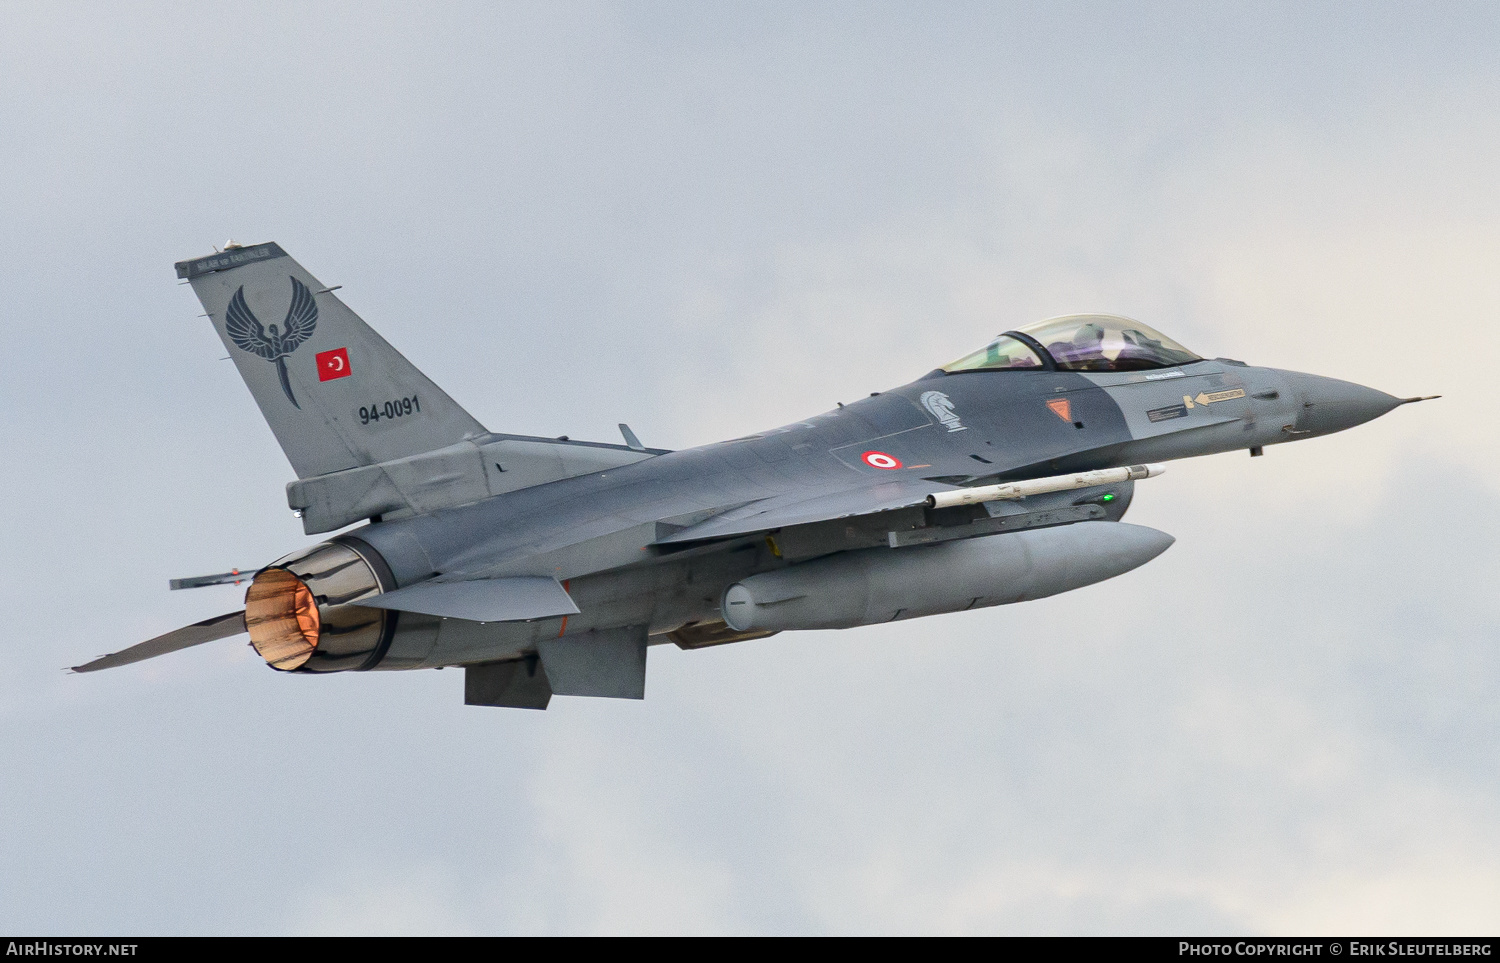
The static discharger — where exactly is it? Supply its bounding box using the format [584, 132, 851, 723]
[927, 464, 1166, 510]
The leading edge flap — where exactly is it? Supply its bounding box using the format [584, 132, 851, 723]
[655, 476, 948, 545]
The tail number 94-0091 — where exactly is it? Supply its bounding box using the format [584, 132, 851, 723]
[358, 395, 420, 425]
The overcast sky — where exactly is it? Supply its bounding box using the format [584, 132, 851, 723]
[2, 1, 1498, 935]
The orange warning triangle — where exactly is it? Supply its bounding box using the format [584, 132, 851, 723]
[1046, 397, 1072, 422]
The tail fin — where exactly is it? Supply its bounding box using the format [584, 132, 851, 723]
[176, 243, 485, 478]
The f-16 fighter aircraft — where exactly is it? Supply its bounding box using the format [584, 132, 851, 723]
[73, 243, 1434, 708]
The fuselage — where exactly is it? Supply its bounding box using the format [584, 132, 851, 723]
[346, 357, 1398, 670]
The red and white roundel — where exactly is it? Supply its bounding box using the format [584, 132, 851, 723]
[861, 450, 903, 470]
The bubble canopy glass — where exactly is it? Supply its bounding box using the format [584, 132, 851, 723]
[942, 314, 1202, 374]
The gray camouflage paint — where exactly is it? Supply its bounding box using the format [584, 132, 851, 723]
[157, 243, 1405, 686]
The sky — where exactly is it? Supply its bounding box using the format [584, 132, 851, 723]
[2, 1, 1498, 935]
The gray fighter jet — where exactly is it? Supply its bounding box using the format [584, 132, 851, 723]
[73, 243, 1434, 708]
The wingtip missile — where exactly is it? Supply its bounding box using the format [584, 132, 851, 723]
[927, 464, 1165, 510]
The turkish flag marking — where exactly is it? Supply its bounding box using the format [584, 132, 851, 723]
[316, 347, 352, 381]
[1045, 397, 1072, 422]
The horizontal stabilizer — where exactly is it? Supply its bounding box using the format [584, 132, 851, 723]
[353, 576, 579, 622]
[72, 611, 247, 673]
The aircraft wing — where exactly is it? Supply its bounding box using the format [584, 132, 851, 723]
[655, 477, 951, 545]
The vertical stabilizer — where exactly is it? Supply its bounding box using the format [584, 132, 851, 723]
[176, 243, 485, 478]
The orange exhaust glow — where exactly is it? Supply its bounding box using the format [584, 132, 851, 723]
[245, 568, 320, 670]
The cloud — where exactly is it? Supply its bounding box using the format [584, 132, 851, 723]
[2, 1, 1497, 935]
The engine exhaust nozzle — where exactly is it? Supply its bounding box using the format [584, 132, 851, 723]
[245, 568, 321, 670]
[243, 539, 395, 672]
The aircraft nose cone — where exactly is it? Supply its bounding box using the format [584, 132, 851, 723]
[1281, 372, 1403, 437]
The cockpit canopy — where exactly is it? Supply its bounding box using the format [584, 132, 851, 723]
[943, 314, 1201, 374]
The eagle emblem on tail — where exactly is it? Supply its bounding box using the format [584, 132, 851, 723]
[224, 276, 319, 409]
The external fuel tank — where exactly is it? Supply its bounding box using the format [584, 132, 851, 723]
[721, 522, 1174, 633]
